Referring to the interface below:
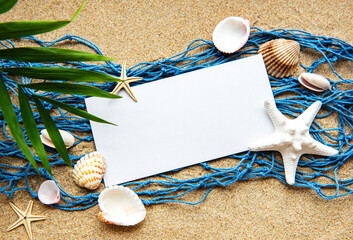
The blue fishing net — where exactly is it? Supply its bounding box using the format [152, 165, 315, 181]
[0, 27, 352, 210]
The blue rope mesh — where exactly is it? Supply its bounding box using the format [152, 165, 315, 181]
[0, 27, 352, 210]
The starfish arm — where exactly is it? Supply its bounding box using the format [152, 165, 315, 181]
[281, 152, 301, 185]
[124, 85, 138, 102]
[27, 215, 46, 222]
[295, 101, 322, 127]
[248, 134, 279, 152]
[9, 202, 25, 218]
[24, 219, 33, 240]
[25, 200, 33, 216]
[264, 100, 288, 129]
[126, 77, 143, 83]
[121, 60, 127, 80]
[303, 138, 338, 156]
[6, 218, 25, 231]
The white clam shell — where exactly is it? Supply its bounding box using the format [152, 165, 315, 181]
[212, 16, 250, 54]
[72, 151, 106, 190]
[298, 72, 331, 92]
[38, 180, 60, 205]
[40, 129, 75, 149]
[98, 186, 146, 226]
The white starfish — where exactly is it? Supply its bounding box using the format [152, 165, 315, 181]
[248, 100, 338, 185]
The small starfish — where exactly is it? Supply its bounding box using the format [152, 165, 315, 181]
[248, 100, 338, 185]
[7, 200, 46, 240]
[111, 60, 142, 101]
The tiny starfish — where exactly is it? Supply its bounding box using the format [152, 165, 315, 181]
[7, 200, 46, 240]
[248, 100, 338, 185]
[111, 60, 142, 101]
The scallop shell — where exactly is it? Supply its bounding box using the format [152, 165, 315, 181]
[212, 16, 251, 54]
[98, 185, 146, 226]
[72, 151, 105, 190]
[38, 180, 61, 205]
[298, 72, 331, 92]
[258, 39, 300, 78]
[40, 129, 75, 149]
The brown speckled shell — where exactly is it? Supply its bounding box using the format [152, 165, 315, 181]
[258, 39, 300, 78]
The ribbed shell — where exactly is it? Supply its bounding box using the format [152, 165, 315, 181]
[258, 39, 300, 78]
[72, 152, 105, 190]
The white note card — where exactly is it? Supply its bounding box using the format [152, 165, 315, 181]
[85, 54, 274, 186]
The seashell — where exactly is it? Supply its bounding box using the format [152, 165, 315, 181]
[40, 129, 75, 149]
[298, 72, 331, 92]
[212, 16, 251, 54]
[38, 180, 61, 205]
[98, 185, 146, 226]
[72, 151, 106, 190]
[258, 39, 300, 78]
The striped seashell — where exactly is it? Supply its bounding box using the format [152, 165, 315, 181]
[72, 151, 105, 190]
[258, 39, 300, 78]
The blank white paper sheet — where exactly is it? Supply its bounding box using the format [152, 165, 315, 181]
[85, 54, 274, 186]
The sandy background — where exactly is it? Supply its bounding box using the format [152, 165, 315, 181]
[1, 0, 353, 239]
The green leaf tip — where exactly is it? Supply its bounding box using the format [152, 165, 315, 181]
[21, 82, 121, 99]
[0, 0, 87, 40]
[71, 0, 88, 22]
[2, 67, 122, 83]
[33, 94, 117, 126]
[0, 47, 116, 62]
[0, 0, 18, 14]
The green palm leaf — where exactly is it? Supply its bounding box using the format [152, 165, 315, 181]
[0, 47, 115, 62]
[2, 67, 121, 82]
[0, 21, 70, 41]
[18, 87, 52, 175]
[0, 0, 119, 175]
[21, 82, 121, 99]
[33, 94, 116, 126]
[0, 78, 39, 173]
[0, 0, 17, 14]
[33, 95, 72, 167]
[0, 0, 86, 40]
